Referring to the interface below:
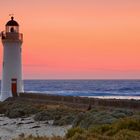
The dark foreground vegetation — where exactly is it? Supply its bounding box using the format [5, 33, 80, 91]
[0, 97, 140, 140]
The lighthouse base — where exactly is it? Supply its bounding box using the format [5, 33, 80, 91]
[0, 91, 13, 101]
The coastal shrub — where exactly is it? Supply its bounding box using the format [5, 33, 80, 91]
[72, 108, 136, 129]
[51, 108, 78, 118]
[33, 109, 63, 122]
[66, 118, 140, 140]
[79, 113, 96, 128]
[52, 108, 79, 126]
[0, 102, 7, 114]
[92, 112, 117, 124]
[53, 114, 76, 126]
[90, 124, 112, 134]
[111, 109, 133, 119]
[66, 127, 85, 139]
[74, 111, 117, 129]
[73, 112, 85, 127]
[70, 133, 87, 140]
[130, 114, 140, 121]
[66, 127, 113, 140]
[89, 118, 140, 137]
[6, 108, 25, 118]
[34, 111, 53, 121]
[34, 107, 79, 126]
[114, 117, 140, 132]
[67, 112, 140, 139]
[113, 129, 140, 140]
[5, 102, 39, 118]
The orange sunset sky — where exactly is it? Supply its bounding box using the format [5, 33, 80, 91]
[0, 0, 140, 79]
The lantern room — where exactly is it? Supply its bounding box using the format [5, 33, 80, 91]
[5, 17, 19, 33]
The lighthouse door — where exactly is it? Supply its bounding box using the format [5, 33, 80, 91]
[11, 79, 18, 97]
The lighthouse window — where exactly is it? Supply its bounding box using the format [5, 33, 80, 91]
[6, 26, 19, 33]
[10, 27, 14, 32]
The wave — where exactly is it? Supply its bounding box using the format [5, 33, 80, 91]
[25, 90, 140, 97]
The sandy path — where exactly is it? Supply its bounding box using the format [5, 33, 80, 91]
[0, 115, 71, 140]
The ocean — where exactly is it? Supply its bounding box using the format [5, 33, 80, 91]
[0, 80, 140, 99]
[22, 80, 140, 99]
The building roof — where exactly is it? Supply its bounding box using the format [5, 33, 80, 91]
[6, 17, 19, 26]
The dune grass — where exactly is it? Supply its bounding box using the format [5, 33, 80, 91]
[66, 117, 140, 140]
[0, 99, 140, 140]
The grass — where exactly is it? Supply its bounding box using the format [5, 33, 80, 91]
[0, 99, 140, 140]
[66, 117, 140, 140]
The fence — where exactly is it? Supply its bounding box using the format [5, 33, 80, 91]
[19, 92, 140, 109]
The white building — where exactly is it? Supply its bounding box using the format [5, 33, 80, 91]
[0, 17, 24, 101]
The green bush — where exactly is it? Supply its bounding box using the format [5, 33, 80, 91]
[74, 111, 117, 129]
[111, 109, 133, 119]
[90, 124, 112, 134]
[34, 108, 78, 126]
[68, 117, 140, 140]
[0, 102, 7, 114]
[66, 127, 85, 139]
[73, 112, 85, 127]
[53, 114, 76, 126]
[34, 111, 53, 121]
[71, 133, 87, 140]
[90, 117, 140, 139]
[73, 108, 135, 129]
[114, 118, 140, 132]
[5, 102, 39, 118]
[113, 129, 140, 140]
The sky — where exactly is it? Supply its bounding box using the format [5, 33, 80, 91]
[0, 0, 140, 79]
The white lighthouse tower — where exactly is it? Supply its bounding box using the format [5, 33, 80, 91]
[0, 17, 23, 101]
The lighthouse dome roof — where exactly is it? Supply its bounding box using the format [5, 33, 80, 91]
[6, 17, 19, 26]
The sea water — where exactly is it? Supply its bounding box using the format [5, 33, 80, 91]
[23, 80, 140, 99]
[1, 80, 140, 99]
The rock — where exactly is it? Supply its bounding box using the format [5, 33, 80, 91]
[3, 123, 8, 126]
[30, 125, 40, 129]
[17, 122, 24, 125]
[24, 121, 34, 124]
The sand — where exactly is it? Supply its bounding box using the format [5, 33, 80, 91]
[0, 114, 71, 140]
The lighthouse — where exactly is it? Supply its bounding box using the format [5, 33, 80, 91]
[0, 17, 23, 101]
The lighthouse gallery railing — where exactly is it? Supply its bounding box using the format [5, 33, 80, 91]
[1, 31, 23, 42]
